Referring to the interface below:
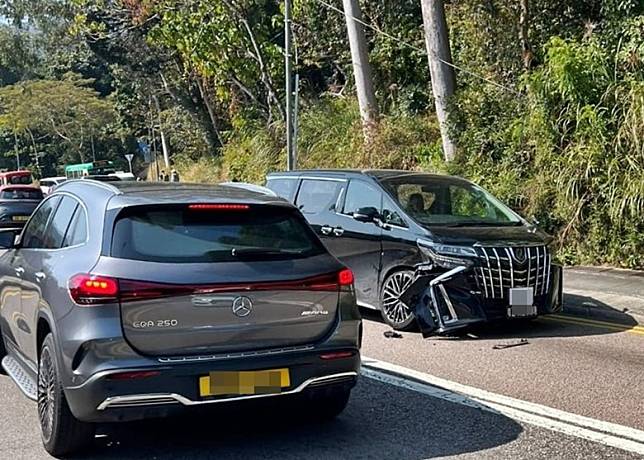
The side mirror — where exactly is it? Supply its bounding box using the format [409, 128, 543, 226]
[353, 206, 380, 223]
[530, 216, 540, 226]
[0, 228, 21, 249]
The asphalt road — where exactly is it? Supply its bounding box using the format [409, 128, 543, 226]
[1, 313, 642, 458]
[0, 367, 641, 459]
[362, 311, 644, 431]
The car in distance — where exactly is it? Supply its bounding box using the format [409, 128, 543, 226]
[266, 170, 563, 333]
[0, 180, 361, 456]
[0, 185, 44, 228]
[39, 176, 67, 195]
[0, 170, 34, 186]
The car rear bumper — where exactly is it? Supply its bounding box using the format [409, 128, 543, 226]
[64, 349, 360, 423]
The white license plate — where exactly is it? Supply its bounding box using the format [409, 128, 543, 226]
[508, 288, 536, 317]
[509, 287, 534, 306]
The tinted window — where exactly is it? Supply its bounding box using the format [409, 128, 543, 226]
[40, 180, 52, 187]
[9, 175, 33, 185]
[112, 206, 325, 263]
[0, 188, 43, 200]
[343, 180, 381, 215]
[21, 196, 61, 249]
[266, 178, 298, 201]
[63, 206, 88, 247]
[44, 197, 78, 249]
[295, 179, 343, 214]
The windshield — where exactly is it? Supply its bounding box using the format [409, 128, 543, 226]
[0, 188, 43, 200]
[380, 175, 522, 227]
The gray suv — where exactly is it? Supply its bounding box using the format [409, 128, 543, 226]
[0, 180, 361, 456]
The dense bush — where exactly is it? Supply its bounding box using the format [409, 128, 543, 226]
[177, 18, 644, 269]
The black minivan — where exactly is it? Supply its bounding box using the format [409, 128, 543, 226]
[266, 170, 563, 332]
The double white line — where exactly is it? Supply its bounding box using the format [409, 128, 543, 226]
[362, 357, 644, 456]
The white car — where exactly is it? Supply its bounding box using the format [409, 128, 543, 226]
[39, 176, 67, 195]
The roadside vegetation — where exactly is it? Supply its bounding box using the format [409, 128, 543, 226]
[0, 0, 642, 267]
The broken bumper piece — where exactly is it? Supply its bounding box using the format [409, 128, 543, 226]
[400, 263, 563, 337]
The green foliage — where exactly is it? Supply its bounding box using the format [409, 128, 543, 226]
[0, 74, 117, 167]
[0, 0, 642, 269]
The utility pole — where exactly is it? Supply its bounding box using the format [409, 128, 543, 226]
[285, 0, 296, 171]
[420, 0, 457, 162]
[13, 132, 20, 170]
[342, 0, 378, 140]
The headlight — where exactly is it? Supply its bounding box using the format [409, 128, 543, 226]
[417, 239, 477, 269]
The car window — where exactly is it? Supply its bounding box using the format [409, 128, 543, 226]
[112, 205, 325, 263]
[40, 181, 51, 187]
[266, 178, 298, 201]
[9, 175, 33, 185]
[0, 188, 43, 200]
[382, 196, 406, 227]
[44, 197, 78, 249]
[342, 180, 382, 215]
[295, 179, 343, 214]
[21, 196, 61, 249]
[63, 206, 88, 247]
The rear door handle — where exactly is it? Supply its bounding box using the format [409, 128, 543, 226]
[14, 267, 25, 276]
[35, 272, 46, 282]
[320, 226, 333, 236]
[333, 227, 345, 237]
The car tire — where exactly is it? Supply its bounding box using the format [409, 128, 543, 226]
[380, 270, 418, 331]
[38, 334, 95, 457]
[307, 388, 352, 420]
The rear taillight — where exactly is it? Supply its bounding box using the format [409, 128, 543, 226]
[68, 274, 119, 305]
[69, 269, 353, 305]
[338, 268, 354, 286]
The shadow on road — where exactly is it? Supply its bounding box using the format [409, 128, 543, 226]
[85, 379, 523, 459]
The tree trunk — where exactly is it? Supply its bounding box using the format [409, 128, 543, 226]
[519, 0, 535, 70]
[342, 0, 379, 140]
[195, 76, 224, 149]
[152, 95, 171, 169]
[420, 0, 457, 162]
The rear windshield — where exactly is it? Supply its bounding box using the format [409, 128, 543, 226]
[8, 174, 33, 185]
[111, 205, 325, 263]
[0, 188, 43, 200]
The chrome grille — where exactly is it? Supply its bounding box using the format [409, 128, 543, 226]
[474, 245, 551, 299]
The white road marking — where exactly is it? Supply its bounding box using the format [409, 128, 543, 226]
[362, 357, 644, 456]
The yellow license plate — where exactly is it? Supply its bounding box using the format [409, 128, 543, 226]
[12, 216, 28, 221]
[199, 368, 290, 397]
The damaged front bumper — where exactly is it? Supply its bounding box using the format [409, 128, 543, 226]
[400, 263, 563, 337]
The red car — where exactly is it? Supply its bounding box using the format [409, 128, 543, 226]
[0, 185, 43, 228]
[0, 170, 34, 186]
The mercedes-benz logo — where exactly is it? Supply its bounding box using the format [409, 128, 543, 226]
[512, 247, 527, 263]
[232, 296, 253, 317]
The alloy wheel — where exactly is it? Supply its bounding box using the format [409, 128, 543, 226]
[381, 271, 415, 327]
[38, 346, 56, 443]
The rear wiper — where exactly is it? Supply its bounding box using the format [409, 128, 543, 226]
[231, 248, 302, 257]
